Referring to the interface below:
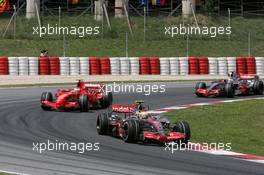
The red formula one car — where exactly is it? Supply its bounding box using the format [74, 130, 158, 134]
[41, 80, 113, 112]
[195, 73, 263, 98]
[96, 101, 190, 145]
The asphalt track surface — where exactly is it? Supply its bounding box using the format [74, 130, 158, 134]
[0, 82, 263, 175]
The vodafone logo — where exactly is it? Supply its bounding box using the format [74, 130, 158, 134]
[112, 106, 135, 113]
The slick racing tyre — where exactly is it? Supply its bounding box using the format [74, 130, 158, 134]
[253, 80, 264, 95]
[195, 82, 206, 90]
[225, 83, 235, 98]
[123, 119, 140, 143]
[97, 113, 110, 135]
[79, 94, 89, 112]
[101, 92, 113, 108]
[40, 92, 53, 110]
[173, 121, 191, 144]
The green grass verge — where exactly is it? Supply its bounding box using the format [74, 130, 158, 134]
[0, 173, 15, 175]
[165, 99, 264, 156]
[0, 15, 264, 56]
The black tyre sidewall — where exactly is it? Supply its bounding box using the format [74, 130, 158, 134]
[79, 95, 89, 112]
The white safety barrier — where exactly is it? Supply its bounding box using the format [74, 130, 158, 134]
[59, 57, 70, 75]
[120, 57, 130, 75]
[169, 57, 179, 75]
[255, 57, 264, 75]
[208, 57, 218, 75]
[179, 57, 189, 75]
[8, 57, 19, 75]
[218, 57, 228, 75]
[110, 57, 120, 75]
[79, 57, 89, 75]
[69, 57, 80, 75]
[130, 57, 139, 75]
[28, 57, 39, 75]
[227, 57, 236, 73]
[18, 57, 29, 75]
[160, 57, 170, 75]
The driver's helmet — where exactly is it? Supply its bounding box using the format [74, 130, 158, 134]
[228, 71, 239, 80]
[228, 71, 234, 78]
[134, 100, 145, 111]
[137, 111, 149, 119]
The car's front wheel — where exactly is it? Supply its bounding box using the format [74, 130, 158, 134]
[123, 119, 140, 143]
[225, 83, 235, 98]
[40, 92, 53, 110]
[172, 121, 191, 144]
[253, 80, 264, 95]
[101, 92, 113, 108]
[195, 82, 206, 90]
[79, 94, 89, 112]
[97, 113, 110, 135]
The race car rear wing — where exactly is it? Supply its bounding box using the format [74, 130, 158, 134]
[239, 74, 258, 80]
[112, 105, 136, 113]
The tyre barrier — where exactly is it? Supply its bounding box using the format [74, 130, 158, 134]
[255, 57, 264, 75]
[28, 57, 39, 75]
[179, 57, 189, 75]
[199, 57, 209, 74]
[79, 57, 89, 75]
[150, 57, 160, 75]
[227, 57, 236, 73]
[100, 58, 111, 75]
[120, 57, 130, 75]
[246, 57, 256, 74]
[236, 57, 247, 74]
[18, 57, 29, 75]
[110, 57, 120, 75]
[218, 57, 228, 75]
[69, 57, 80, 76]
[130, 57, 139, 75]
[159, 57, 170, 75]
[189, 57, 199, 75]
[1, 56, 264, 76]
[89, 57, 100, 75]
[59, 57, 70, 76]
[49, 57, 60, 75]
[139, 57, 150, 75]
[8, 57, 18, 75]
[39, 57, 49, 75]
[208, 57, 218, 75]
[0, 57, 8, 75]
[169, 57, 179, 75]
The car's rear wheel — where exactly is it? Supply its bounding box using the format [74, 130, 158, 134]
[79, 94, 89, 112]
[101, 92, 113, 108]
[41, 92, 53, 110]
[97, 113, 110, 135]
[253, 80, 264, 95]
[172, 121, 191, 144]
[225, 83, 235, 98]
[123, 119, 140, 143]
[195, 82, 206, 90]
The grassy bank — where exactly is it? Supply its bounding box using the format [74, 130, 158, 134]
[165, 99, 264, 156]
[0, 15, 264, 56]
